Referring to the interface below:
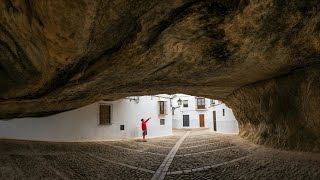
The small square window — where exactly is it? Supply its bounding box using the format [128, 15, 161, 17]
[120, 125, 125, 130]
[183, 100, 188, 108]
[160, 119, 165, 125]
[210, 99, 215, 105]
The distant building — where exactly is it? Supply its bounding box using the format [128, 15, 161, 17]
[0, 94, 239, 142]
[171, 94, 239, 134]
[0, 95, 173, 141]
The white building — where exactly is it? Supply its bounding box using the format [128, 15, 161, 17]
[0, 95, 173, 142]
[171, 94, 239, 134]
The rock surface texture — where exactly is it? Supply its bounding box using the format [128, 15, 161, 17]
[0, 0, 319, 151]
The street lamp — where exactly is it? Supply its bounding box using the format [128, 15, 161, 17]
[125, 96, 139, 103]
[177, 98, 182, 106]
[172, 98, 182, 112]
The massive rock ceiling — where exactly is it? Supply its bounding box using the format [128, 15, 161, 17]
[0, 0, 319, 151]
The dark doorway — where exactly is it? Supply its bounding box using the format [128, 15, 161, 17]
[183, 115, 190, 127]
[213, 111, 217, 131]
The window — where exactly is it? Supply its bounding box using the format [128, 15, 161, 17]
[210, 99, 215, 105]
[223, 109, 225, 116]
[183, 115, 190, 127]
[99, 104, 111, 125]
[159, 101, 167, 115]
[197, 98, 206, 109]
[183, 100, 188, 108]
[160, 119, 165, 125]
[120, 125, 125, 130]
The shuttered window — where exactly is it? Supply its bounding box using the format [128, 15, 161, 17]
[99, 104, 111, 125]
[197, 98, 205, 109]
[159, 101, 167, 115]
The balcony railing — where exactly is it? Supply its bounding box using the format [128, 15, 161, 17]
[197, 105, 206, 109]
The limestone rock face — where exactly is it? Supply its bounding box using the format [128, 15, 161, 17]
[225, 65, 320, 152]
[0, 0, 319, 151]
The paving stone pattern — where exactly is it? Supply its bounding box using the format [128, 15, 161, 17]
[152, 131, 190, 180]
[177, 142, 235, 155]
[0, 129, 319, 180]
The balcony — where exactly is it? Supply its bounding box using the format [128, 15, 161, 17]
[196, 105, 206, 110]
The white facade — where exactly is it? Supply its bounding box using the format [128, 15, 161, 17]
[172, 94, 239, 134]
[0, 95, 173, 142]
[212, 102, 239, 134]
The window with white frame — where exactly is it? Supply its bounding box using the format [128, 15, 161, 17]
[160, 119, 165, 125]
[183, 100, 188, 108]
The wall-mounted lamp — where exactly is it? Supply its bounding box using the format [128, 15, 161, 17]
[177, 98, 182, 106]
[172, 98, 182, 111]
[125, 96, 139, 103]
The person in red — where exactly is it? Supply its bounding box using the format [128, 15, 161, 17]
[141, 117, 151, 142]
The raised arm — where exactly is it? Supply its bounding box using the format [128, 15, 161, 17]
[145, 117, 151, 122]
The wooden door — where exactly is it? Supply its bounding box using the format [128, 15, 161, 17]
[199, 114, 205, 127]
[213, 111, 217, 131]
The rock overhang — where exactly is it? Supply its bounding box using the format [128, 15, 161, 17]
[0, 0, 319, 151]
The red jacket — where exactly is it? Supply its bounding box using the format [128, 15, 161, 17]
[141, 117, 151, 130]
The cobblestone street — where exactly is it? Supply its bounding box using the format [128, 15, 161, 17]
[1, 129, 319, 180]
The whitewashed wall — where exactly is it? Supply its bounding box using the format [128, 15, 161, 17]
[172, 94, 213, 130]
[0, 96, 172, 141]
[172, 94, 239, 134]
[211, 102, 239, 134]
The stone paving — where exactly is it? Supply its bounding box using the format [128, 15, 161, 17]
[1, 129, 320, 180]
